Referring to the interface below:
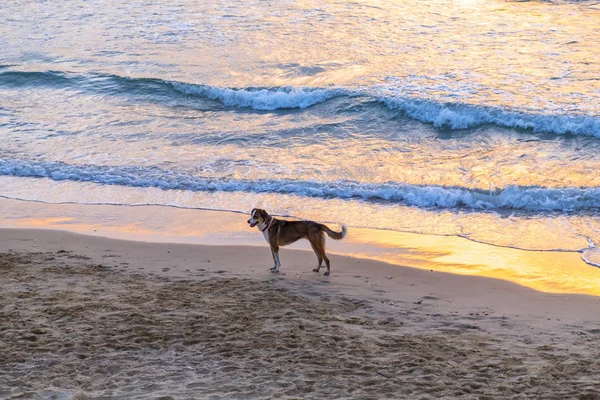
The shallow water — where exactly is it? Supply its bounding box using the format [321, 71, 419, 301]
[1, 0, 600, 264]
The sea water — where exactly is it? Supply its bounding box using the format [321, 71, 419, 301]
[1, 0, 600, 266]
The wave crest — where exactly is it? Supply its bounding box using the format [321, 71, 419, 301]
[2, 159, 600, 212]
[171, 83, 344, 110]
[1, 69, 600, 137]
[377, 94, 600, 137]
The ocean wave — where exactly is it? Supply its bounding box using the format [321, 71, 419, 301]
[170, 82, 344, 110]
[0, 70, 75, 88]
[0, 69, 344, 111]
[2, 158, 600, 212]
[1, 69, 600, 137]
[375, 92, 600, 137]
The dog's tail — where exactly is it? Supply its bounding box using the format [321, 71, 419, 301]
[321, 224, 348, 240]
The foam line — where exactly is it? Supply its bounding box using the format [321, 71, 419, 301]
[2, 159, 600, 212]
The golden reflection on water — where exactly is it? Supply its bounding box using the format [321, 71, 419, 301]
[2, 199, 599, 296]
[345, 228, 600, 296]
[199, 0, 600, 108]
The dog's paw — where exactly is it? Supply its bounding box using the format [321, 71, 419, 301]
[323, 271, 330, 276]
[271, 269, 280, 274]
[312, 268, 319, 272]
[269, 267, 276, 271]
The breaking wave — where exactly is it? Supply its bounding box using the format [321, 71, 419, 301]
[1, 69, 599, 137]
[376, 94, 600, 137]
[2, 158, 600, 212]
[170, 82, 344, 110]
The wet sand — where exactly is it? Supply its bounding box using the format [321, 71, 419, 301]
[1, 229, 599, 399]
[1, 197, 599, 296]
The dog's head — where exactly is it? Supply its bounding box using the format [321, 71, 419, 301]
[247, 208, 269, 228]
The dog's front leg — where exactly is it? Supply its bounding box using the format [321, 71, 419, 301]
[269, 249, 281, 272]
[269, 249, 278, 272]
[269, 236, 281, 273]
[272, 251, 281, 273]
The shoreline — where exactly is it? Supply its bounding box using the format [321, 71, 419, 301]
[1, 196, 599, 296]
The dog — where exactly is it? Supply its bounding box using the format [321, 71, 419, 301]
[247, 208, 347, 276]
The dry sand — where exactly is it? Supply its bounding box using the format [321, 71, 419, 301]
[1, 228, 599, 399]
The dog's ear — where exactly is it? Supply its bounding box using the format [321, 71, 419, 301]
[258, 209, 269, 219]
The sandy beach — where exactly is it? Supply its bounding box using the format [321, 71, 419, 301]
[1, 227, 599, 399]
[4, 0, 600, 398]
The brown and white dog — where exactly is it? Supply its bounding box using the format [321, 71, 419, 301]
[247, 208, 347, 275]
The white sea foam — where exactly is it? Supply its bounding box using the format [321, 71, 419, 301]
[581, 248, 600, 269]
[3, 69, 600, 137]
[171, 82, 343, 110]
[375, 92, 600, 138]
[171, 80, 600, 137]
[2, 159, 600, 212]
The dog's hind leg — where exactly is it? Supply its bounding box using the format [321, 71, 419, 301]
[320, 234, 331, 276]
[311, 233, 331, 276]
[310, 241, 323, 273]
[322, 253, 331, 276]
